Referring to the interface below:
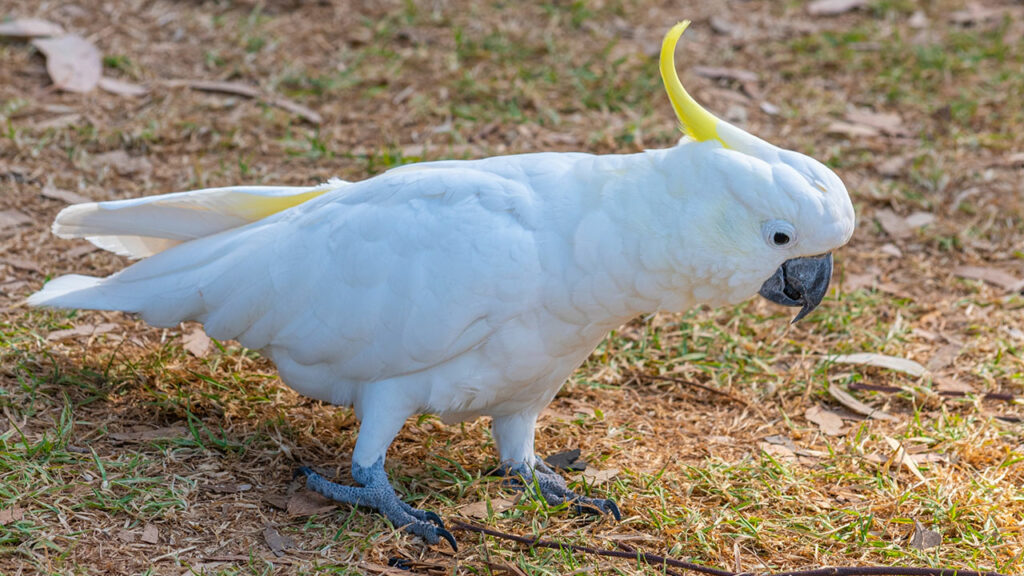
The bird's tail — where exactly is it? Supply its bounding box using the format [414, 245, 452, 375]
[52, 178, 349, 259]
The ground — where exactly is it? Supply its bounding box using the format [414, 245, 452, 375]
[1, 0, 1023, 574]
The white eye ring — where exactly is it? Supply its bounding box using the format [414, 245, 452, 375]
[762, 220, 797, 249]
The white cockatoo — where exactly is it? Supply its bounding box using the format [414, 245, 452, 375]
[29, 22, 854, 549]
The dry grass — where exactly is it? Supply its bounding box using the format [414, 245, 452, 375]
[1, 0, 1023, 574]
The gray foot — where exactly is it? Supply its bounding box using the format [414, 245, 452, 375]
[296, 460, 457, 551]
[500, 458, 621, 521]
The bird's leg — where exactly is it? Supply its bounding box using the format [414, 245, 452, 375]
[296, 398, 456, 550]
[491, 413, 621, 520]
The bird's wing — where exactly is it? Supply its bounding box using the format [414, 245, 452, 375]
[34, 165, 546, 384]
[51, 180, 349, 258]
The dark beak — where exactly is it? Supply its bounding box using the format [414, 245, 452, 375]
[758, 253, 833, 323]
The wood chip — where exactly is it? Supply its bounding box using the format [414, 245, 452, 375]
[829, 353, 927, 378]
[577, 467, 620, 486]
[953, 266, 1024, 292]
[826, 121, 879, 138]
[805, 405, 847, 436]
[904, 211, 935, 229]
[926, 343, 962, 372]
[828, 383, 899, 422]
[98, 77, 149, 97]
[92, 150, 152, 176]
[808, 0, 867, 16]
[884, 436, 926, 482]
[31, 35, 102, 93]
[845, 108, 906, 135]
[109, 425, 188, 442]
[0, 507, 24, 525]
[207, 483, 253, 494]
[0, 209, 32, 231]
[182, 327, 212, 358]
[876, 155, 908, 177]
[0, 18, 65, 39]
[263, 525, 292, 557]
[41, 184, 91, 205]
[141, 523, 159, 545]
[874, 208, 911, 239]
[459, 496, 517, 519]
[1, 257, 40, 273]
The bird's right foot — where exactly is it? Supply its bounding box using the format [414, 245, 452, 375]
[296, 461, 457, 551]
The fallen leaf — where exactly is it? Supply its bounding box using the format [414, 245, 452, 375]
[808, 0, 867, 16]
[208, 483, 253, 494]
[0, 507, 24, 525]
[459, 496, 517, 519]
[953, 266, 1024, 292]
[709, 16, 742, 37]
[92, 150, 152, 176]
[109, 424, 188, 442]
[286, 490, 337, 517]
[950, 4, 1007, 25]
[926, 343, 962, 372]
[182, 327, 212, 358]
[845, 108, 906, 135]
[830, 353, 927, 378]
[163, 79, 322, 124]
[826, 121, 879, 138]
[41, 184, 91, 205]
[762, 435, 796, 450]
[993, 152, 1024, 168]
[46, 322, 118, 341]
[880, 243, 903, 258]
[0, 209, 32, 231]
[910, 520, 942, 550]
[805, 405, 847, 436]
[884, 436, 926, 482]
[0, 18, 65, 39]
[759, 443, 797, 462]
[934, 376, 975, 394]
[263, 525, 292, 557]
[141, 523, 159, 545]
[545, 448, 586, 472]
[31, 113, 82, 130]
[692, 66, 758, 84]
[908, 11, 929, 29]
[874, 208, 911, 239]
[116, 529, 135, 543]
[876, 155, 908, 177]
[31, 35, 102, 93]
[904, 211, 935, 229]
[759, 101, 780, 116]
[577, 467, 619, 485]
[827, 383, 899, 422]
[1, 257, 40, 273]
[98, 76, 149, 97]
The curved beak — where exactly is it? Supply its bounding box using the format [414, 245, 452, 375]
[758, 253, 833, 323]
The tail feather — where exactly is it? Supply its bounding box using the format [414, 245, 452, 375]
[26, 274, 105, 309]
[54, 179, 348, 259]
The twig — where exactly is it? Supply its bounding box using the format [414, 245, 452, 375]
[848, 382, 1022, 422]
[635, 372, 752, 409]
[450, 520, 1012, 576]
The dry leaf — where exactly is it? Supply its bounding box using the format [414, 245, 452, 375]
[263, 525, 292, 557]
[164, 79, 322, 124]
[0, 507, 24, 525]
[845, 108, 906, 135]
[692, 66, 758, 84]
[46, 322, 118, 341]
[92, 150, 152, 176]
[808, 0, 867, 16]
[826, 121, 879, 138]
[32, 35, 102, 93]
[904, 212, 935, 229]
[910, 520, 942, 550]
[459, 496, 517, 519]
[208, 483, 253, 494]
[884, 436, 926, 482]
[0, 209, 32, 231]
[577, 467, 619, 485]
[0, 18, 65, 39]
[759, 443, 797, 462]
[109, 425, 188, 442]
[31, 113, 82, 131]
[953, 266, 1024, 292]
[880, 243, 903, 258]
[285, 490, 337, 517]
[1, 257, 40, 273]
[875, 208, 911, 239]
[934, 377, 975, 394]
[876, 155, 908, 177]
[950, 4, 1006, 25]
[709, 16, 742, 37]
[908, 11, 929, 29]
[926, 343, 962, 372]
[141, 523, 159, 545]
[182, 328, 212, 358]
[805, 405, 847, 436]
[41, 184, 91, 205]
[827, 383, 899, 422]
[830, 353, 927, 378]
[98, 77, 149, 97]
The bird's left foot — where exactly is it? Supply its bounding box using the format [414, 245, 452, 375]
[497, 458, 621, 520]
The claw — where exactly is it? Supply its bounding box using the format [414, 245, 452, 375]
[605, 500, 622, 521]
[294, 466, 314, 480]
[423, 510, 445, 528]
[436, 527, 458, 552]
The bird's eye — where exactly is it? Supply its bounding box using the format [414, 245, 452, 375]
[762, 220, 796, 249]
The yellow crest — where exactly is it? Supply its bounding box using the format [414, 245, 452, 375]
[660, 21, 725, 146]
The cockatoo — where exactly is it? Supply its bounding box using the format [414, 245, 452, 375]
[29, 21, 854, 549]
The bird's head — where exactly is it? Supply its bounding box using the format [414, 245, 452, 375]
[660, 21, 855, 322]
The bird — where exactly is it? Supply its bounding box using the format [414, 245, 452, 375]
[29, 21, 855, 550]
